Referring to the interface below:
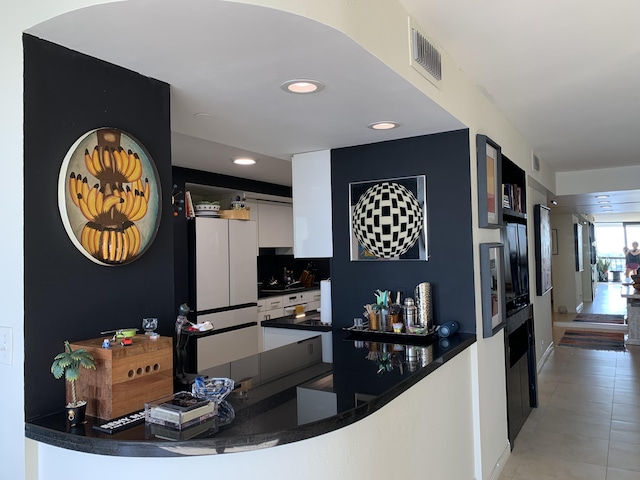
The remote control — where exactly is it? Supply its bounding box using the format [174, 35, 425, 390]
[92, 410, 146, 434]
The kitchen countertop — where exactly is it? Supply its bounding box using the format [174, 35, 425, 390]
[26, 329, 476, 457]
[258, 284, 320, 299]
[261, 311, 332, 331]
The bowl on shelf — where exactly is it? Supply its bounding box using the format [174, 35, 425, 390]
[406, 324, 426, 335]
[192, 377, 235, 403]
[194, 202, 220, 213]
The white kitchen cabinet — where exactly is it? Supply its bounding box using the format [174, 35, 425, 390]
[196, 307, 259, 370]
[292, 150, 333, 258]
[257, 296, 284, 321]
[257, 200, 293, 248]
[194, 217, 257, 311]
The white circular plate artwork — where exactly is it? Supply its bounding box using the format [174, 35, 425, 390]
[58, 128, 162, 265]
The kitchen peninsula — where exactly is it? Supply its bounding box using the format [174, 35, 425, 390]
[26, 330, 475, 457]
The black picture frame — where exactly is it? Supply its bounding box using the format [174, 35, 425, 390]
[575, 223, 584, 272]
[534, 205, 552, 296]
[476, 135, 502, 229]
[480, 243, 506, 338]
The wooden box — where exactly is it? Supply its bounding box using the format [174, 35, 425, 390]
[68, 335, 173, 420]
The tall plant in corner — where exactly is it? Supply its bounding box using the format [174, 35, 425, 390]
[51, 340, 96, 407]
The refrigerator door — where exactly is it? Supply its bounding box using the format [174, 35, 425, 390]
[196, 217, 230, 311]
[229, 220, 257, 305]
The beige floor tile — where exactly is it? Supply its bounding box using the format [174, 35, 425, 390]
[608, 441, 640, 472]
[614, 390, 640, 407]
[561, 363, 617, 377]
[547, 395, 613, 419]
[610, 420, 640, 445]
[516, 430, 609, 466]
[535, 406, 611, 440]
[612, 402, 640, 423]
[605, 467, 640, 480]
[554, 373, 615, 389]
[551, 383, 614, 405]
[511, 453, 606, 480]
[500, 455, 521, 476]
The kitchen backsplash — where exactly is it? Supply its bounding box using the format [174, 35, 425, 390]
[257, 253, 330, 286]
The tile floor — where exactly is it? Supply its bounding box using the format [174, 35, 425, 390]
[499, 282, 640, 480]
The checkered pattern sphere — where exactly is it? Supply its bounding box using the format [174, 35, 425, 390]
[352, 182, 423, 258]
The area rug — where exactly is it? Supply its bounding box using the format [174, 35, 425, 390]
[558, 330, 626, 351]
[573, 313, 625, 324]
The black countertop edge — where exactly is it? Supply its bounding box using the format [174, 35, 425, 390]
[196, 303, 258, 316]
[261, 317, 332, 332]
[258, 285, 321, 299]
[185, 322, 258, 338]
[25, 333, 476, 457]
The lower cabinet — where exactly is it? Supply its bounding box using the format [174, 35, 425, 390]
[196, 325, 259, 371]
[262, 327, 320, 351]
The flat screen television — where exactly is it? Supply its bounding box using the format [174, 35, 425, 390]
[504, 222, 529, 315]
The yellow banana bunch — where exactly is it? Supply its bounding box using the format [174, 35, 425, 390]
[83, 146, 143, 184]
[79, 223, 141, 264]
[71, 175, 126, 222]
[112, 179, 151, 222]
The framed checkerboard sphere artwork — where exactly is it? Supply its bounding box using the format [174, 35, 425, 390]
[349, 176, 427, 261]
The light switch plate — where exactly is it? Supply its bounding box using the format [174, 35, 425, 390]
[0, 326, 13, 365]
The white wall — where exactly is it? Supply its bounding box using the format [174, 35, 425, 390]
[527, 186, 554, 363]
[31, 348, 475, 480]
[551, 214, 583, 313]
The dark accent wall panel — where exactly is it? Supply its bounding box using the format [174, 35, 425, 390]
[23, 35, 174, 419]
[330, 130, 475, 332]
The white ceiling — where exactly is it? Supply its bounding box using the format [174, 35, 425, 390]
[27, 0, 640, 214]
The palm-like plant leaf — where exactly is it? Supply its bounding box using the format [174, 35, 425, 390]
[51, 340, 96, 402]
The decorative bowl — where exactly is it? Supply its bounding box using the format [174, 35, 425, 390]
[406, 324, 426, 335]
[194, 202, 221, 212]
[192, 377, 235, 403]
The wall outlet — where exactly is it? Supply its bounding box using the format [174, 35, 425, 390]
[0, 326, 12, 365]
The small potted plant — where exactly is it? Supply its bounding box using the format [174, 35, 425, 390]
[597, 257, 611, 282]
[51, 340, 96, 426]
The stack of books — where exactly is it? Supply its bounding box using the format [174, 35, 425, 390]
[145, 392, 216, 431]
[502, 183, 523, 212]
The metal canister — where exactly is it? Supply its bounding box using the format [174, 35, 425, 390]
[415, 282, 434, 333]
[403, 297, 417, 328]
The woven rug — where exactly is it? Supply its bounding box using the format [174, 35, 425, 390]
[558, 330, 626, 351]
[573, 313, 625, 324]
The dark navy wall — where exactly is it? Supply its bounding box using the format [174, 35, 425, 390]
[23, 35, 174, 419]
[330, 130, 476, 332]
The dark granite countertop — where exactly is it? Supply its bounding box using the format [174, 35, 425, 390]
[25, 330, 476, 457]
[261, 311, 332, 332]
[258, 284, 320, 299]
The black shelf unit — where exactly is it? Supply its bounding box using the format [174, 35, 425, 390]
[499, 155, 537, 446]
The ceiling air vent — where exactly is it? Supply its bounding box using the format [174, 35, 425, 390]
[409, 20, 442, 86]
[532, 154, 541, 172]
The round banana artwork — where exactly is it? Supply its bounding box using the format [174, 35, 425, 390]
[58, 128, 162, 266]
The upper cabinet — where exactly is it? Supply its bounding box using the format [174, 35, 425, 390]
[257, 200, 293, 249]
[292, 150, 333, 258]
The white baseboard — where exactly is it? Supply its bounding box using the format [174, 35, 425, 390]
[537, 341, 554, 373]
[554, 321, 628, 332]
[488, 443, 512, 480]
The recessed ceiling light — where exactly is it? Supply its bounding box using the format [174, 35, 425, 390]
[601, 205, 612, 209]
[194, 112, 212, 118]
[598, 200, 611, 204]
[367, 121, 400, 130]
[280, 79, 325, 94]
[232, 157, 257, 166]
[595, 195, 609, 199]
